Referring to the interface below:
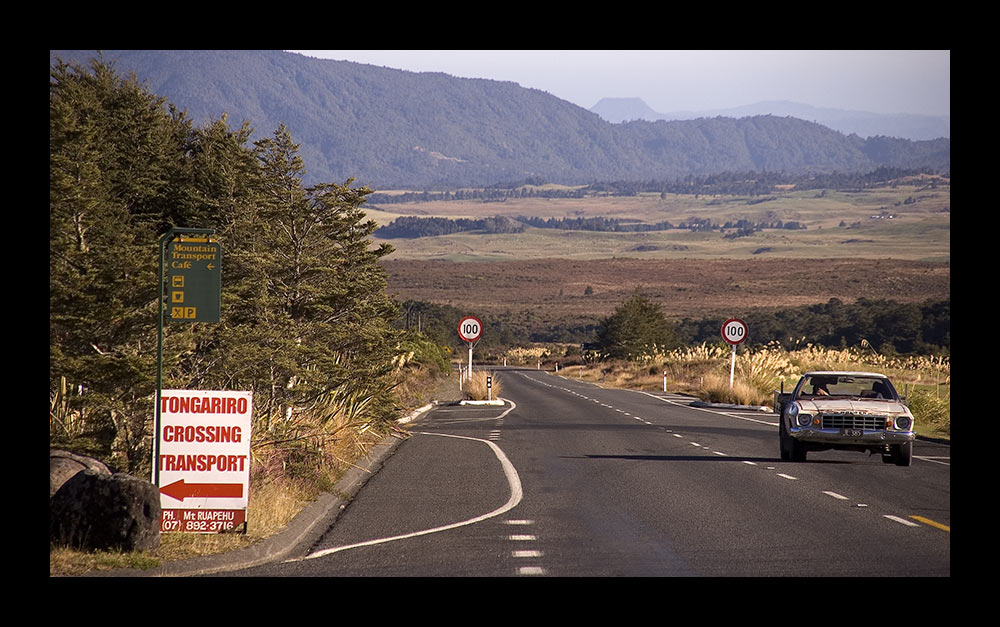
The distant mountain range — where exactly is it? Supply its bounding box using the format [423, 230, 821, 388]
[49, 50, 950, 189]
[589, 97, 950, 142]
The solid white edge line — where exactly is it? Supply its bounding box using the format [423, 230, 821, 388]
[639, 391, 778, 426]
[296, 402, 522, 562]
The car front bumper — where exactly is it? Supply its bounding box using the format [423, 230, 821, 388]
[789, 427, 915, 446]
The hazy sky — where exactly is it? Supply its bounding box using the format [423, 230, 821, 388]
[287, 50, 950, 117]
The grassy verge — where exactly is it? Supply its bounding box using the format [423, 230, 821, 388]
[49, 424, 393, 576]
[50, 365, 460, 577]
[550, 342, 949, 441]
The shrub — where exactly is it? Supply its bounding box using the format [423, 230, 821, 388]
[699, 373, 769, 406]
[465, 370, 502, 400]
[906, 388, 950, 436]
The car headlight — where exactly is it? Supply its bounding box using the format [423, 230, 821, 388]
[787, 403, 812, 427]
[894, 415, 912, 430]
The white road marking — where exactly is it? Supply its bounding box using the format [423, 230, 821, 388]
[823, 491, 850, 500]
[914, 456, 950, 466]
[517, 566, 546, 576]
[294, 408, 523, 562]
[509, 534, 537, 541]
[512, 550, 543, 558]
[639, 391, 778, 426]
[777, 473, 798, 480]
[884, 515, 920, 527]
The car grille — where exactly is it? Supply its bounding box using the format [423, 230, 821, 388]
[820, 413, 886, 430]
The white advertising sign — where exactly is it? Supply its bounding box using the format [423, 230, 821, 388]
[157, 389, 253, 533]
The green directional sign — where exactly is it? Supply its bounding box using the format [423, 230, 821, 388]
[166, 237, 221, 323]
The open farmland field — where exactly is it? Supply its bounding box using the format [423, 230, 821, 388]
[373, 178, 949, 330]
[382, 257, 950, 324]
[367, 179, 950, 263]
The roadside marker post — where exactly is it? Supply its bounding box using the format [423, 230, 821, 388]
[721, 318, 748, 388]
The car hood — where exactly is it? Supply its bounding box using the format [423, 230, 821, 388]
[796, 399, 907, 414]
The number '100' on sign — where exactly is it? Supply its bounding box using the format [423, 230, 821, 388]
[722, 318, 747, 345]
[458, 316, 482, 342]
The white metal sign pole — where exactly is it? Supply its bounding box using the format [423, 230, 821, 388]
[729, 344, 737, 389]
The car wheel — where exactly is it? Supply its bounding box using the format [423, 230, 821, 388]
[791, 440, 807, 462]
[779, 419, 792, 461]
[893, 442, 913, 467]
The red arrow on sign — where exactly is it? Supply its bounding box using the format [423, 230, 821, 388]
[160, 479, 243, 501]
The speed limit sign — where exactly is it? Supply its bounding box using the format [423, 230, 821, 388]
[721, 318, 747, 345]
[458, 315, 483, 343]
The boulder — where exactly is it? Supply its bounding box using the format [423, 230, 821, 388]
[50, 449, 111, 498]
[50, 470, 161, 552]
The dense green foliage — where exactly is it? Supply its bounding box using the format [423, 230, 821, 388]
[50, 58, 400, 476]
[50, 51, 950, 189]
[595, 291, 682, 359]
[375, 215, 524, 238]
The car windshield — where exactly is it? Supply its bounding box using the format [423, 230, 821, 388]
[797, 375, 896, 400]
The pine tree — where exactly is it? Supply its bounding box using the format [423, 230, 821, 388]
[50, 57, 190, 471]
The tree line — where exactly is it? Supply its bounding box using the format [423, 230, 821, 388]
[398, 295, 949, 359]
[374, 214, 810, 239]
[366, 166, 945, 204]
[374, 215, 525, 238]
[675, 297, 949, 355]
[50, 58, 402, 477]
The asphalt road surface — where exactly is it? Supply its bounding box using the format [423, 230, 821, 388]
[217, 367, 950, 577]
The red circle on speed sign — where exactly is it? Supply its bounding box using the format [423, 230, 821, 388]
[458, 316, 483, 342]
[721, 318, 747, 345]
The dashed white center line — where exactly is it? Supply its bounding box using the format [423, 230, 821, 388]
[884, 515, 920, 527]
[509, 534, 537, 541]
[776, 473, 798, 480]
[512, 550, 543, 558]
[517, 566, 546, 576]
[823, 491, 849, 500]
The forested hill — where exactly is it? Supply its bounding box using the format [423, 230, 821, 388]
[49, 50, 950, 189]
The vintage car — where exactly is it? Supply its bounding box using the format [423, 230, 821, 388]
[775, 371, 915, 466]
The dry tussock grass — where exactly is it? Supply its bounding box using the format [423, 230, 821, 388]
[464, 370, 502, 400]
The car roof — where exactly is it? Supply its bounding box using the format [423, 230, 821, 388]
[802, 371, 888, 378]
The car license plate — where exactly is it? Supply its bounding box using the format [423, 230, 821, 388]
[840, 428, 863, 437]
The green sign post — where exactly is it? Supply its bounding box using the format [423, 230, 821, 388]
[154, 228, 221, 485]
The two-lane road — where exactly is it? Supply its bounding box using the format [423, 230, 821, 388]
[220, 367, 950, 577]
